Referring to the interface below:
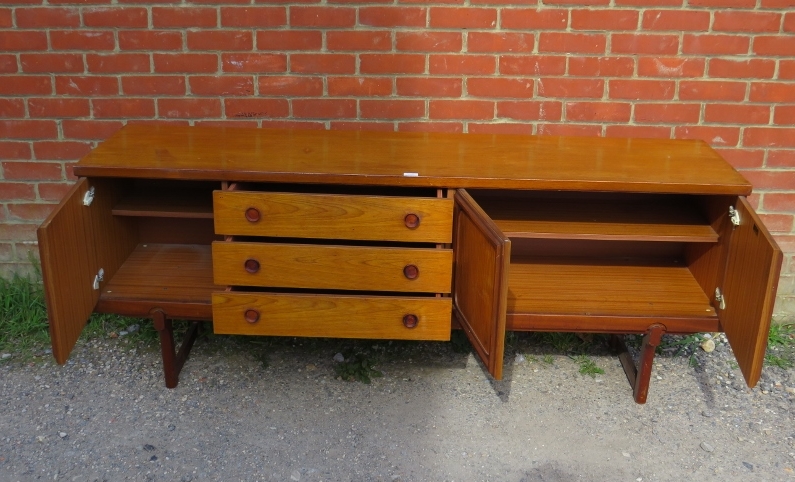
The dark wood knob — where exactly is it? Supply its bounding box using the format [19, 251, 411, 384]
[404, 213, 420, 229]
[244, 309, 260, 324]
[244, 258, 260, 274]
[403, 264, 419, 280]
[245, 207, 260, 223]
[403, 314, 418, 329]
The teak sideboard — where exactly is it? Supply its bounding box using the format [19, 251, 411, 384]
[38, 125, 782, 404]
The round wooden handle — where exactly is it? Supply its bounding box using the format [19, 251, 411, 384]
[404, 213, 420, 229]
[244, 309, 260, 324]
[245, 207, 261, 223]
[403, 314, 418, 329]
[244, 258, 260, 274]
[403, 264, 419, 280]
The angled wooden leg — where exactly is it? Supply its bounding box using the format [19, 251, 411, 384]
[611, 324, 665, 404]
[151, 309, 202, 389]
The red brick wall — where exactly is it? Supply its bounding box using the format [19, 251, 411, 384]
[0, 0, 793, 316]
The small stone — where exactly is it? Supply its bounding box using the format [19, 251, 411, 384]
[702, 410, 714, 418]
[108, 332, 118, 339]
[333, 353, 345, 363]
[700, 442, 715, 453]
[127, 324, 140, 333]
[143, 444, 156, 451]
[785, 387, 795, 395]
[118, 331, 128, 337]
[701, 339, 715, 353]
[515, 354, 526, 364]
[622, 452, 631, 458]
[1, 353, 10, 359]
[58, 432, 67, 439]
[168, 424, 176, 431]
[150, 455, 158, 462]
[290, 470, 301, 481]
[36, 435, 46, 443]
[743, 462, 754, 471]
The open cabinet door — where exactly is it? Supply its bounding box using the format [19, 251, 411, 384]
[453, 189, 511, 379]
[721, 197, 783, 387]
[37, 178, 137, 364]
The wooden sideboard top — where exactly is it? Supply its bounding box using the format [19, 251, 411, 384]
[74, 124, 752, 195]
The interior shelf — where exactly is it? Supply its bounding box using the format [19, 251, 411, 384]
[476, 197, 718, 242]
[506, 256, 717, 319]
[113, 190, 213, 219]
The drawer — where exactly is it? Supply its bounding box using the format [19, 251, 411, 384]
[212, 292, 452, 341]
[214, 191, 453, 243]
[213, 241, 452, 293]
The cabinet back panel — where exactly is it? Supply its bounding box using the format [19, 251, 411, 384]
[510, 238, 686, 261]
[137, 218, 218, 245]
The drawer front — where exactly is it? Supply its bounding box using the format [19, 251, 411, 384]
[212, 292, 452, 341]
[214, 191, 453, 243]
[213, 242, 453, 293]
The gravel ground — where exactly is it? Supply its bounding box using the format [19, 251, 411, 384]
[1, 328, 794, 482]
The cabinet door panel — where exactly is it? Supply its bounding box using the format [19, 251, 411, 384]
[721, 197, 782, 387]
[37, 178, 136, 364]
[453, 189, 511, 380]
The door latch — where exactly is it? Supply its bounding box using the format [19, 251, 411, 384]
[728, 206, 740, 227]
[93, 268, 104, 290]
[715, 287, 726, 310]
[83, 187, 95, 206]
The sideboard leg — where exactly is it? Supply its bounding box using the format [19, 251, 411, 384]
[611, 324, 665, 404]
[152, 310, 202, 389]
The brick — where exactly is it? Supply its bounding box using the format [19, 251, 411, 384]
[122, 76, 185, 95]
[33, 141, 92, 161]
[615, 0, 682, 5]
[787, 12, 795, 33]
[538, 124, 603, 136]
[680, 81, 746, 101]
[501, 9, 568, 30]
[398, 122, 463, 134]
[361, 100, 424, 119]
[119, 31, 183, 51]
[16, 7, 79, 27]
[0, 183, 36, 201]
[569, 57, 634, 77]
[774, 106, 795, 125]
[709, 59, 775, 79]
[92, 98, 155, 118]
[152, 7, 217, 28]
[469, 123, 535, 135]
[328, 77, 392, 96]
[642, 10, 709, 31]
[565, 102, 631, 122]
[220, 7, 286, 27]
[61, 120, 123, 140]
[28, 98, 89, 118]
[496, 101, 563, 121]
[38, 183, 73, 202]
[154, 53, 217, 73]
[55, 76, 118, 95]
[290, 6, 355, 27]
[0, 142, 31, 160]
[292, 99, 357, 119]
[359, 7, 426, 27]
[83, 7, 148, 27]
[751, 83, 795, 103]
[605, 125, 671, 138]
[0, 31, 48, 51]
[705, 104, 770, 125]
[0, 76, 51, 95]
[764, 0, 795, 7]
[538, 32, 606, 54]
[224, 99, 289, 118]
[501, 55, 566, 75]
[187, 31, 253, 51]
[86, 53, 150, 73]
[222, 53, 286, 74]
[0, 120, 57, 139]
[190, 76, 254, 96]
[468, 32, 533, 53]
[715, 148, 764, 169]
[0, 8, 8, 27]
[429, 100, 493, 120]
[538, 78, 604, 98]
[430, 7, 496, 28]
[49, 0, 114, 5]
[674, 126, 739, 147]
[744, 128, 795, 148]
[292, 54, 356, 74]
[571, 10, 638, 30]
[637, 57, 704, 78]
[714, 11, 781, 33]
[158, 99, 221, 118]
[396, 32, 461, 52]
[0, 224, 38, 244]
[742, 170, 795, 190]
[543, 0, 608, 4]
[20, 54, 83, 74]
[0, 99, 24, 117]
[683, 34, 750, 55]
[758, 214, 793, 233]
[609, 79, 674, 100]
[689, 0, 754, 6]
[7, 203, 55, 222]
[196, 120, 258, 129]
[2, 162, 62, 181]
[50, 30, 115, 50]
[260, 121, 325, 130]
[330, 121, 394, 131]
[611, 33, 678, 55]
[755, 37, 795, 57]
[0, 54, 16, 73]
[327, 31, 392, 51]
[260, 76, 324, 96]
[396, 77, 462, 97]
[767, 150, 795, 167]
[468, 77, 533, 98]
[257, 31, 322, 51]
[634, 103, 700, 124]
[360, 54, 425, 74]
[429, 55, 495, 75]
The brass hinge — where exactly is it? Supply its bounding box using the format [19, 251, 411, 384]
[715, 287, 726, 310]
[728, 206, 740, 227]
[83, 187, 95, 206]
